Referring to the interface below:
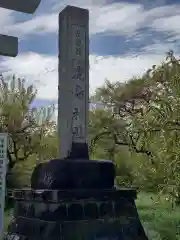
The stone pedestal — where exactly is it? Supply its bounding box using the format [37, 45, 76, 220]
[4, 159, 148, 239]
[31, 159, 115, 190]
[5, 188, 148, 240]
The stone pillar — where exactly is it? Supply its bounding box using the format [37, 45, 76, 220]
[58, 6, 89, 159]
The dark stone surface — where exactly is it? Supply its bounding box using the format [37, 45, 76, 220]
[68, 142, 89, 159]
[12, 195, 137, 222]
[5, 188, 148, 240]
[5, 157, 148, 239]
[6, 204, 148, 240]
[13, 188, 137, 202]
[5, 218, 148, 240]
[31, 159, 115, 190]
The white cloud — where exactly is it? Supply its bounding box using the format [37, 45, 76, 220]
[0, 51, 165, 100]
[1, 1, 180, 39]
[89, 53, 164, 93]
[0, 0, 179, 107]
[6, 2, 142, 37]
[2, 2, 145, 37]
[0, 52, 58, 98]
[0, 0, 180, 40]
[151, 15, 180, 36]
[0, 8, 14, 33]
[0, 0, 180, 46]
[141, 41, 179, 54]
[5, 14, 58, 36]
[89, 3, 144, 35]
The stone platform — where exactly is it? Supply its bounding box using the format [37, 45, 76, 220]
[5, 188, 148, 240]
[4, 158, 148, 239]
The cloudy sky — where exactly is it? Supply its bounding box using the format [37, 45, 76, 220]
[0, 0, 179, 111]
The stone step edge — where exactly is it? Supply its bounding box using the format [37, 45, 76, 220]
[11, 188, 137, 202]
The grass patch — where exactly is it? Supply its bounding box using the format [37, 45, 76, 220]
[136, 192, 180, 240]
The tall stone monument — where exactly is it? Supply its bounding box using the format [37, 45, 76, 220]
[58, 6, 89, 160]
[5, 5, 149, 240]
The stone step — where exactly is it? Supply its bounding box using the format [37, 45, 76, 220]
[4, 188, 148, 240]
[12, 188, 137, 202]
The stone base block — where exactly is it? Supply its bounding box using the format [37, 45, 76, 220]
[5, 188, 148, 240]
[31, 159, 115, 190]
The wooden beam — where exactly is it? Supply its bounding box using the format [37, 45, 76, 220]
[0, 34, 18, 57]
[0, 0, 41, 14]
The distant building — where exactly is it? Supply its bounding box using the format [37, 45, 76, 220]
[89, 101, 106, 110]
[32, 101, 115, 124]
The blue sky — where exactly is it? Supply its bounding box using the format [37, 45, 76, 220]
[0, 0, 180, 113]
